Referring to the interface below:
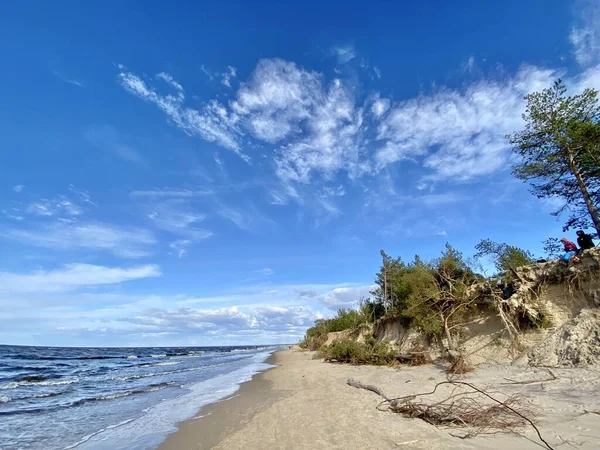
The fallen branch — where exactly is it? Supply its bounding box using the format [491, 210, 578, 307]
[502, 368, 557, 385]
[347, 378, 554, 450]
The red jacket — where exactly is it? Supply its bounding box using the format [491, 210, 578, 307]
[563, 240, 577, 252]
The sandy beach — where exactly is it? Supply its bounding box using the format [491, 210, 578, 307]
[159, 349, 600, 450]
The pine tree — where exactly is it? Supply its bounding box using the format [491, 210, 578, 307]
[508, 80, 600, 236]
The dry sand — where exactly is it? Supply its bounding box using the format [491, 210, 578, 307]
[159, 349, 600, 450]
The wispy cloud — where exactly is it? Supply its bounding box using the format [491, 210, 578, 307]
[118, 68, 247, 160]
[26, 196, 82, 217]
[84, 125, 145, 164]
[169, 239, 192, 258]
[52, 71, 86, 87]
[0, 264, 161, 293]
[119, 55, 600, 209]
[298, 284, 375, 308]
[130, 189, 214, 198]
[13, 184, 25, 193]
[156, 72, 184, 91]
[217, 204, 275, 231]
[376, 65, 558, 180]
[1, 221, 157, 258]
[373, 66, 382, 79]
[332, 44, 356, 64]
[221, 66, 237, 87]
[570, 0, 600, 67]
[256, 267, 274, 276]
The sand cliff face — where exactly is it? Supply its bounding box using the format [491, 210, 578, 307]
[327, 247, 600, 367]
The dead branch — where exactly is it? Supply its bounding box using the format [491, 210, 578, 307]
[502, 368, 557, 385]
[347, 378, 555, 450]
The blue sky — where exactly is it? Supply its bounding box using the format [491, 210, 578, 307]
[1, 0, 599, 346]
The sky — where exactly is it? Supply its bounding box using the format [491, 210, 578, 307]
[1, 0, 600, 347]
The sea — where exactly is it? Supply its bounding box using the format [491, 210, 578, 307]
[0, 344, 281, 450]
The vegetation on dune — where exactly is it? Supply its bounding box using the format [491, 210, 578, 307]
[299, 308, 367, 351]
[299, 79, 600, 365]
[318, 338, 396, 365]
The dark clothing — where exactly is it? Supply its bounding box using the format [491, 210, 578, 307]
[577, 234, 596, 250]
[562, 240, 578, 252]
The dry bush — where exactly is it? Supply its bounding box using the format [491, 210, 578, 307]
[347, 379, 554, 449]
[447, 354, 473, 375]
[409, 352, 430, 366]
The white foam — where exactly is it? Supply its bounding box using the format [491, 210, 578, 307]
[0, 395, 10, 402]
[71, 350, 276, 450]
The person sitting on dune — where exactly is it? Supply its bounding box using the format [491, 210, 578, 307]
[576, 230, 596, 251]
[560, 237, 581, 263]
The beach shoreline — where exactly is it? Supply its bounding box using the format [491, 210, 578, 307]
[158, 349, 600, 450]
[158, 350, 284, 450]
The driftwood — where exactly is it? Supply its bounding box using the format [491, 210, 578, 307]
[502, 368, 557, 385]
[347, 378, 555, 450]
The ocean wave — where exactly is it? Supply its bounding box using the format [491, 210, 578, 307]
[0, 383, 172, 416]
[112, 362, 226, 381]
[127, 355, 138, 359]
[0, 377, 78, 390]
[150, 354, 166, 358]
[0, 391, 64, 403]
[13, 374, 62, 383]
[63, 417, 136, 450]
[11, 355, 129, 361]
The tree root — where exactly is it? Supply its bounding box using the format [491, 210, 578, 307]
[347, 378, 555, 450]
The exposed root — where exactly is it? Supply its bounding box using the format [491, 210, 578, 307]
[446, 354, 473, 375]
[347, 379, 555, 450]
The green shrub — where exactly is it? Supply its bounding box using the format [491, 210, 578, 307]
[299, 308, 369, 350]
[319, 339, 396, 365]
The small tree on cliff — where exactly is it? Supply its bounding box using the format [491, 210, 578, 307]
[508, 80, 600, 236]
[474, 239, 535, 275]
[402, 244, 479, 356]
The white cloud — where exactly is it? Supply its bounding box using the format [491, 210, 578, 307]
[298, 284, 375, 308]
[26, 196, 82, 217]
[52, 71, 86, 88]
[332, 45, 356, 64]
[84, 124, 144, 164]
[118, 69, 247, 159]
[117, 304, 318, 338]
[570, 0, 600, 67]
[68, 185, 96, 205]
[200, 65, 216, 81]
[218, 204, 274, 231]
[232, 59, 321, 143]
[0, 264, 161, 293]
[169, 239, 192, 258]
[373, 66, 382, 79]
[1, 221, 157, 258]
[463, 56, 476, 73]
[376, 65, 559, 180]
[145, 199, 212, 240]
[130, 189, 214, 198]
[120, 56, 600, 197]
[13, 185, 25, 193]
[156, 72, 184, 92]
[371, 95, 391, 118]
[221, 66, 237, 87]
[257, 267, 274, 276]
